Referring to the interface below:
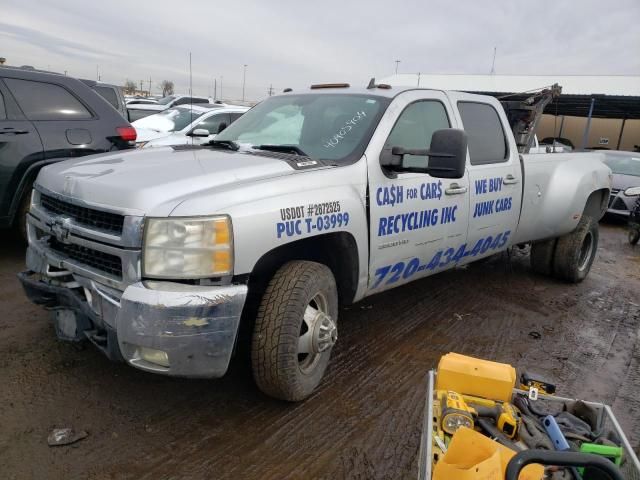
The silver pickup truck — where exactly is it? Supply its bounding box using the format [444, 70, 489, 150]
[19, 82, 611, 401]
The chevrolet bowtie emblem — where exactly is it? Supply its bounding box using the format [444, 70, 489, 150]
[48, 216, 72, 244]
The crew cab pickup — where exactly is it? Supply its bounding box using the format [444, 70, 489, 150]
[19, 83, 611, 401]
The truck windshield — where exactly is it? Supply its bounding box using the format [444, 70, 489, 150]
[215, 93, 390, 162]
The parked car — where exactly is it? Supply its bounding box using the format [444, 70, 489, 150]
[125, 98, 158, 106]
[540, 136, 574, 151]
[601, 151, 640, 217]
[129, 94, 210, 113]
[133, 104, 249, 148]
[0, 66, 136, 239]
[80, 79, 128, 120]
[20, 83, 610, 401]
[127, 95, 212, 122]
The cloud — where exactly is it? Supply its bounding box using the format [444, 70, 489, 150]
[1, 0, 638, 101]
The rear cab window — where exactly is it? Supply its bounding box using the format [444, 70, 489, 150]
[5, 78, 92, 121]
[458, 102, 508, 165]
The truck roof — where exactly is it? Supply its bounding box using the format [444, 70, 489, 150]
[278, 84, 493, 102]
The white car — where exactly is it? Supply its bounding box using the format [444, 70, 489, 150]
[129, 94, 211, 114]
[125, 98, 158, 105]
[133, 104, 249, 148]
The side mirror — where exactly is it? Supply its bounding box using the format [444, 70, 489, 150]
[380, 128, 468, 179]
[190, 128, 210, 137]
[217, 122, 228, 134]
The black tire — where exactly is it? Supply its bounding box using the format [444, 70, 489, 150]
[629, 229, 640, 246]
[251, 260, 338, 401]
[16, 183, 33, 243]
[530, 238, 557, 276]
[553, 215, 598, 283]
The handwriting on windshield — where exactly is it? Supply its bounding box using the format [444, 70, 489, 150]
[323, 111, 367, 148]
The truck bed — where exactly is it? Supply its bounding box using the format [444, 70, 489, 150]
[514, 152, 610, 244]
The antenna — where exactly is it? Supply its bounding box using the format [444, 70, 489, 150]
[490, 47, 497, 75]
[189, 52, 193, 145]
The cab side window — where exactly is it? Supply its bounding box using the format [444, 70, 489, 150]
[385, 101, 450, 169]
[458, 102, 508, 165]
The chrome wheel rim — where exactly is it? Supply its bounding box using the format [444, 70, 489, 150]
[578, 231, 594, 272]
[297, 292, 337, 374]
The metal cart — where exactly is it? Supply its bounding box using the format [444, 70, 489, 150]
[418, 370, 640, 480]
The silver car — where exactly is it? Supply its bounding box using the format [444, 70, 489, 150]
[603, 151, 640, 217]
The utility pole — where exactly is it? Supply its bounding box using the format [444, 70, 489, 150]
[490, 46, 497, 75]
[220, 76, 223, 101]
[242, 64, 247, 102]
[140, 80, 144, 93]
[268, 84, 274, 96]
[148, 77, 152, 95]
[96, 64, 100, 81]
[214, 78, 217, 100]
[395, 60, 401, 74]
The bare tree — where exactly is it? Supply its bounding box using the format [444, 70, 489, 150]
[123, 80, 137, 95]
[160, 80, 174, 97]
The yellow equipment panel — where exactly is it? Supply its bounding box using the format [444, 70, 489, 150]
[435, 353, 516, 402]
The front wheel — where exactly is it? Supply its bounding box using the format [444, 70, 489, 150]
[17, 182, 33, 243]
[251, 261, 338, 401]
[553, 215, 598, 283]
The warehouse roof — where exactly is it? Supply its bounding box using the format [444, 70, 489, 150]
[379, 74, 640, 119]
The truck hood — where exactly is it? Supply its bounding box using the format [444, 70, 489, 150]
[36, 146, 305, 216]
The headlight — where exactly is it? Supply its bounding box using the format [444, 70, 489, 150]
[143, 216, 233, 279]
[624, 186, 640, 197]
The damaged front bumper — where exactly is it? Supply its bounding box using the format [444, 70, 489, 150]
[19, 248, 248, 379]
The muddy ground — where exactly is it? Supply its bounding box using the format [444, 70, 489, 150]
[1, 222, 638, 479]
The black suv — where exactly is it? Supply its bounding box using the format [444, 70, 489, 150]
[0, 67, 136, 238]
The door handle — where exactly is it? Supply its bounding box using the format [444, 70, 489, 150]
[445, 183, 468, 195]
[0, 129, 29, 135]
[503, 174, 519, 185]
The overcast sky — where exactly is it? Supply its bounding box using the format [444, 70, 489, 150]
[2, 0, 639, 101]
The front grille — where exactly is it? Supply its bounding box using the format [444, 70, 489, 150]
[40, 194, 124, 235]
[49, 238, 123, 279]
[611, 197, 628, 211]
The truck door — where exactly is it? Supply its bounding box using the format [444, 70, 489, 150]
[453, 99, 522, 265]
[366, 91, 470, 293]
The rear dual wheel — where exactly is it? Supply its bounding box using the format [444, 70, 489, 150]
[530, 215, 598, 283]
[251, 261, 338, 401]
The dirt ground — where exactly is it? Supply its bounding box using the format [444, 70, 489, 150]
[1, 222, 638, 480]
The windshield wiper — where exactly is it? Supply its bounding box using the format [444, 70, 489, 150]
[253, 144, 310, 157]
[207, 139, 239, 151]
